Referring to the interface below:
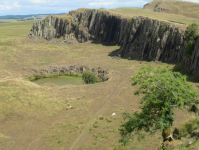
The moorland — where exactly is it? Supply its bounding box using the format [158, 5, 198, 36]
[1, 0, 199, 150]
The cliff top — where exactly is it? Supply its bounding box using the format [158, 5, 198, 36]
[50, 7, 186, 30]
[52, 0, 199, 29]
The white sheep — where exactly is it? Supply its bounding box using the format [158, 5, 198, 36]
[112, 113, 116, 116]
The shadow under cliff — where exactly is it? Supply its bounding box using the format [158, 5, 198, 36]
[173, 62, 199, 83]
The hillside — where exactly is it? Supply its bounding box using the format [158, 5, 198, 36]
[110, 0, 199, 26]
[143, 0, 199, 19]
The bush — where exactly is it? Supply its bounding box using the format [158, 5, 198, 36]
[185, 23, 199, 56]
[42, 22, 45, 28]
[185, 23, 199, 40]
[73, 23, 77, 28]
[161, 23, 167, 32]
[82, 70, 101, 84]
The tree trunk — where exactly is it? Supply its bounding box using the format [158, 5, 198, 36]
[162, 127, 173, 142]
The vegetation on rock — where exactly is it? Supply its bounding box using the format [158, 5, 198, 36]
[185, 23, 199, 56]
[161, 23, 167, 32]
[119, 66, 198, 145]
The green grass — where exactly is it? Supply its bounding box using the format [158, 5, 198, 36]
[0, 19, 19, 23]
[0, 20, 38, 39]
[110, 4, 199, 26]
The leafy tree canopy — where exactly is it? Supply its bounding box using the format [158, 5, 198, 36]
[119, 66, 198, 145]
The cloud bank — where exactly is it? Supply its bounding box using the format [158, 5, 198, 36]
[0, 0, 149, 15]
[0, 0, 199, 16]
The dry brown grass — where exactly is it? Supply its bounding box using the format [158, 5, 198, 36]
[110, 0, 199, 27]
[0, 38, 197, 150]
[0, 10, 199, 150]
[54, 14, 73, 20]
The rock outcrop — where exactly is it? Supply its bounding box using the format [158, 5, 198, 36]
[29, 8, 199, 76]
[143, 2, 151, 9]
[28, 65, 109, 81]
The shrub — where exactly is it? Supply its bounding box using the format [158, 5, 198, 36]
[127, 19, 132, 29]
[186, 40, 195, 56]
[73, 23, 77, 28]
[130, 35, 133, 40]
[185, 23, 199, 56]
[42, 22, 45, 28]
[185, 23, 199, 40]
[161, 23, 167, 32]
[100, 30, 104, 35]
[82, 70, 101, 84]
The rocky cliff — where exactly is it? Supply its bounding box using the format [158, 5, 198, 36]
[29, 8, 199, 75]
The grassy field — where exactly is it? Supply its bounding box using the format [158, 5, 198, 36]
[0, 20, 38, 39]
[0, 19, 19, 23]
[110, 0, 199, 26]
[0, 11, 199, 150]
[110, 7, 199, 26]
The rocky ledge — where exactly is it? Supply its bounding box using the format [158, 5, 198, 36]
[27, 65, 110, 81]
[28, 8, 199, 76]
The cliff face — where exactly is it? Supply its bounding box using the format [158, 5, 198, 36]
[29, 8, 199, 75]
[121, 17, 185, 63]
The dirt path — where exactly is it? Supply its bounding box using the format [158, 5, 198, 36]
[69, 73, 131, 150]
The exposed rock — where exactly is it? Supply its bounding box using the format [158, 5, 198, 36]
[143, 2, 151, 9]
[27, 65, 109, 81]
[154, 7, 170, 12]
[44, 39, 75, 45]
[28, 8, 199, 76]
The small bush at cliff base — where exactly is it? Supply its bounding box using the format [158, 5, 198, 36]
[82, 70, 101, 84]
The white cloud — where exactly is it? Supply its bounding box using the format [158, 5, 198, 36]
[0, 5, 11, 10]
[89, 2, 114, 6]
[14, 2, 21, 8]
[30, 0, 47, 4]
[0, 2, 21, 11]
[0, 0, 152, 15]
[89, 0, 148, 8]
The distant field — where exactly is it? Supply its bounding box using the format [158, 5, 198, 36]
[0, 19, 19, 23]
[0, 19, 42, 24]
[110, 7, 199, 26]
[0, 20, 38, 39]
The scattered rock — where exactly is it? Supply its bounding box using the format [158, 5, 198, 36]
[26, 65, 110, 82]
[44, 39, 75, 45]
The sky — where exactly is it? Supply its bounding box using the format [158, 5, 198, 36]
[0, 0, 198, 16]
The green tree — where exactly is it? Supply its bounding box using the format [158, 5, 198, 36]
[82, 70, 100, 84]
[119, 66, 198, 145]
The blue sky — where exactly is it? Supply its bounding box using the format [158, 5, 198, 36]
[0, 0, 198, 16]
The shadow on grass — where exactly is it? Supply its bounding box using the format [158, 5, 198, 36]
[173, 62, 199, 83]
[108, 48, 121, 57]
